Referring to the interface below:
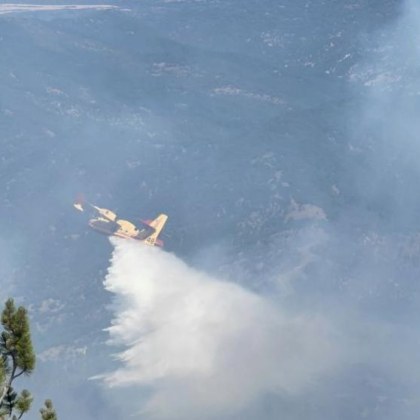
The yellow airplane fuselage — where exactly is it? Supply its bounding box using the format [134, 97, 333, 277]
[88, 217, 146, 239]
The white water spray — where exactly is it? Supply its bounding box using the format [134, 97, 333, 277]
[102, 239, 338, 418]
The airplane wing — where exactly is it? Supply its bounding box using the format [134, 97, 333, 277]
[92, 206, 118, 222]
[73, 196, 117, 222]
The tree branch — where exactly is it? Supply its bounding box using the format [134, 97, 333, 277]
[12, 370, 24, 381]
[0, 352, 16, 408]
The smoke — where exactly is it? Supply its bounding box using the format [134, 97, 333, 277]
[345, 0, 420, 229]
[102, 238, 339, 419]
[0, 5, 118, 15]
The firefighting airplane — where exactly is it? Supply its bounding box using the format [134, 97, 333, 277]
[73, 198, 168, 247]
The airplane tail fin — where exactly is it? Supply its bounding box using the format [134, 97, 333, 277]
[144, 214, 168, 247]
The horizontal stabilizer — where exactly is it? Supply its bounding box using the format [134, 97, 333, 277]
[74, 203, 84, 212]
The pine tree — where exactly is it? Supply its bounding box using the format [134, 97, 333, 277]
[0, 299, 35, 408]
[39, 400, 57, 420]
[15, 390, 33, 419]
[0, 299, 56, 419]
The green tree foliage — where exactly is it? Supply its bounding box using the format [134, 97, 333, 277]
[1, 299, 35, 376]
[15, 390, 33, 419]
[0, 299, 56, 419]
[39, 400, 57, 420]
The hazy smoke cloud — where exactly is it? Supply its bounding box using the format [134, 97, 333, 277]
[102, 239, 339, 419]
[346, 0, 420, 227]
[0, 4, 118, 15]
